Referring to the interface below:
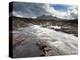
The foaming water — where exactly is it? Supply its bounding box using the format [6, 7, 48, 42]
[17, 25, 78, 55]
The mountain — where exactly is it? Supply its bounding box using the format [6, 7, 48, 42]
[37, 14, 78, 21]
[37, 15, 58, 20]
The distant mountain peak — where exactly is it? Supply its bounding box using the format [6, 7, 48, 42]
[37, 14, 57, 20]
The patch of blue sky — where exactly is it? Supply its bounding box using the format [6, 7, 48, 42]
[50, 4, 70, 12]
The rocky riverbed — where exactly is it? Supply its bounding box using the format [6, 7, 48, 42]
[11, 25, 78, 58]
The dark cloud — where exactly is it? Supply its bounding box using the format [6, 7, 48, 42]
[13, 2, 50, 18]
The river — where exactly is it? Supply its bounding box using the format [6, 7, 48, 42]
[13, 25, 78, 58]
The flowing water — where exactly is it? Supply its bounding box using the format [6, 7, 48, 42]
[13, 25, 78, 57]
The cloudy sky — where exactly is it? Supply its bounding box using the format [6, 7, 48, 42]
[12, 2, 78, 19]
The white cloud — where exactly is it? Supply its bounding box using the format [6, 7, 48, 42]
[47, 5, 78, 19]
[68, 6, 78, 19]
